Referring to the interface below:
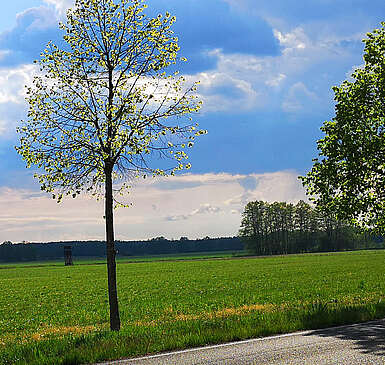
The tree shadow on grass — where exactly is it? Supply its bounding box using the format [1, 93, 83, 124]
[304, 318, 385, 357]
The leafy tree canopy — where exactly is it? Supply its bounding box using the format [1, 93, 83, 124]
[301, 22, 385, 233]
[17, 0, 205, 205]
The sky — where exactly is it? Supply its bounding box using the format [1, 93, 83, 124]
[0, 0, 384, 243]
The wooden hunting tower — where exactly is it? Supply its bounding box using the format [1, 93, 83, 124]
[64, 246, 73, 266]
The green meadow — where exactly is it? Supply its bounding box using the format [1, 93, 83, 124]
[1, 250, 385, 364]
[0, 250, 243, 269]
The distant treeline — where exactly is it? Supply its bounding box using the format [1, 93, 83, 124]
[239, 200, 383, 255]
[0, 237, 244, 263]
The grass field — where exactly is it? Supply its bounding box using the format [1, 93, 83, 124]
[0, 250, 244, 269]
[1, 250, 385, 364]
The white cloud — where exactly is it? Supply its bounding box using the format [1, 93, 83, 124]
[0, 64, 37, 136]
[185, 70, 259, 113]
[166, 203, 221, 221]
[0, 6, 358, 130]
[0, 64, 36, 104]
[224, 170, 306, 208]
[265, 73, 286, 87]
[274, 28, 308, 53]
[0, 171, 308, 242]
[282, 82, 319, 113]
[191, 203, 221, 215]
[186, 25, 360, 115]
[210, 28, 314, 81]
[42, 0, 74, 17]
[16, 6, 59, 31]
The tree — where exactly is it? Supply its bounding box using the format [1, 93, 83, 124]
[293, 200, 315, 252]
[301, 23, 385, 233]
[16, 0, 205, 331]
[238, 200, 369, 254]
[239, 201, 267, 255]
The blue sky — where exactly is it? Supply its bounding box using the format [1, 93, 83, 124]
[0, 0, 384, 242]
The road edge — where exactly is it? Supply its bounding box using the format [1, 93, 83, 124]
[95, 318, 385, 364]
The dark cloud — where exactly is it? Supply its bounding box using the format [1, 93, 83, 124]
[0, 1, 278, 73]
[165, 214, 189, 222]
[147, 0, 280, 73]
[151, 180, 203, 191]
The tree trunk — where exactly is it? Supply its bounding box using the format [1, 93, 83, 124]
[105, 167, 121, 331]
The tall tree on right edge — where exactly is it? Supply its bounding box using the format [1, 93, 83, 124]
[301, 23, 385, 234]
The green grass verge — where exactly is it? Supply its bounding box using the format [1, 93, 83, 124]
[1, 250, 385, 364]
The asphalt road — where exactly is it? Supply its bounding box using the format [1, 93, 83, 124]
[97, 319, 385, 364]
